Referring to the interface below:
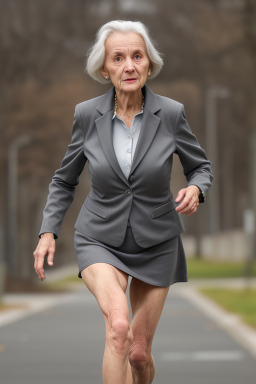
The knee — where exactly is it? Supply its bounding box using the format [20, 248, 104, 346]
[129, 339, 149, 374]
[106, 316, 133, 355]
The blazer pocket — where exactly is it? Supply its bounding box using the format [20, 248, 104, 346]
[84, 198, 108, 219]
[151, 198, 176, 219]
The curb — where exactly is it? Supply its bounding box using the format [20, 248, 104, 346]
[173, 283, 256, 359]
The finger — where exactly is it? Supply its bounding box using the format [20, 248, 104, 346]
[175, 189, 186, 203]
[37, 254, 45, 279]
[178, 197, 197, 214]
[47, 246, 55, 266]
[176, 193, 192, 212]
[33, 249, 41, 271]
[184, 204, 198, 216]
[33, 247, 42, 271]
[179, 205, 192, 215]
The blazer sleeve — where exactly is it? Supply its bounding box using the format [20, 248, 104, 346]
[39, 104, 87, 239]
[174, 104, 213, 194]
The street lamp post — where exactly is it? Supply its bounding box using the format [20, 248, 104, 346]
[7, 135, 32, 279]
[206, 86, 230, 234]
[0, 223, 5, 302]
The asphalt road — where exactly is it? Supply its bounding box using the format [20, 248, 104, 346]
[0, 283, 255, 384]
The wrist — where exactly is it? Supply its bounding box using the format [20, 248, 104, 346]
[40, 232, 54, 239]
[191, 185, 205, 203]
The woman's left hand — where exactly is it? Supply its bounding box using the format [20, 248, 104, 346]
[175, 185, 200, 216]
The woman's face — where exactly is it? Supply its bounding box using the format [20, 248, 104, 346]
[101, 31, 151, 94]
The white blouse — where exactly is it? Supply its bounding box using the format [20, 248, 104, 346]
[112, 111, 143, 179]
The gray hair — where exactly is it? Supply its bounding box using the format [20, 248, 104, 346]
[86, 20, 163, 84]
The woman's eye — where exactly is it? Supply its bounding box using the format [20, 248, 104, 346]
[115, 56, 122, 62]
[134, 54, 141, 60]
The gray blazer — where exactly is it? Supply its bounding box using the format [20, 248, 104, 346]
[39, 85, 213, 247]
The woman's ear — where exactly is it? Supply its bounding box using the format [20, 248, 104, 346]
[148, 63, 153, 76]
[101, 67, 109, 80]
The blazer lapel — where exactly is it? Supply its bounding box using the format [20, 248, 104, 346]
[95, 88, 130, 186]
[129, 85, 161, 176]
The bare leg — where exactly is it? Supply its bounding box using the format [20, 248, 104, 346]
[81, 263, 132, 384]
[128, 278, 169, 384]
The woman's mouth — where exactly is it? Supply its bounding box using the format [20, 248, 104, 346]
[123, 78, 137, 83]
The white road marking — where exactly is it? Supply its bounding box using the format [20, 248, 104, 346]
[161, 350, 245, 362]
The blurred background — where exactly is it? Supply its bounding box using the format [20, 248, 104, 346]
[0, 0, 256, 293]
[1, 2, 256, 383]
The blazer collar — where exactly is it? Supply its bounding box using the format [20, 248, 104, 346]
[142, 84, 161, 114]
[96, 87, 115, 115]
[95, 84, 161, 186]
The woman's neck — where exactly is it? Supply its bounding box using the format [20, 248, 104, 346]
[115, 89, 144, 116]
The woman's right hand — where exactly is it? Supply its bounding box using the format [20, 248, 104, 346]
[33, 233, 55, 281]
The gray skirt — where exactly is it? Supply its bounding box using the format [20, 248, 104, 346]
[74, 223, 188, 287]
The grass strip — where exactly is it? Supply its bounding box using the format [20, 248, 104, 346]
[199, 287, 256, 330]
[187, 258, 256, 279]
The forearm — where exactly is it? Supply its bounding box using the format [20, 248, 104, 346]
[38, 104, 87, 239]
[39, 178, 76, 238]
[174, 104, 213, 195]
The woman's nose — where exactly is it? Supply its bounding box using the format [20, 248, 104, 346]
[124, 57, 135, 72]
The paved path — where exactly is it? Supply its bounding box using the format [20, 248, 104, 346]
[0, 281, 256, 384]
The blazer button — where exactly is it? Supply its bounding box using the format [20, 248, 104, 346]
[125, 189, 132, 195]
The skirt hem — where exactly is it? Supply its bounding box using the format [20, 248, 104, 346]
[77, 261, 188, 288]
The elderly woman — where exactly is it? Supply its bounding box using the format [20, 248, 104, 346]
[34, 20, 213, 384]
